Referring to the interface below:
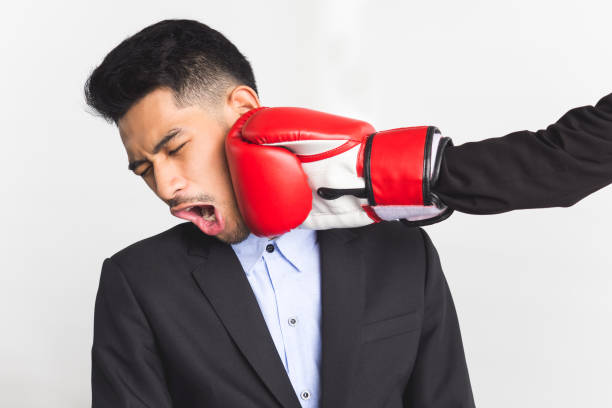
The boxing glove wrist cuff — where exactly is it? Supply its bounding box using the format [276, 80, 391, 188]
[365, 126, 452, 208]
[429, 134, 453, 208]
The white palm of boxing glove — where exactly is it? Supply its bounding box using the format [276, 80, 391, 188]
[285, 133, 446, 229]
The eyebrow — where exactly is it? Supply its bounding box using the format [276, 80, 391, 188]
[128, 128, 182, 172]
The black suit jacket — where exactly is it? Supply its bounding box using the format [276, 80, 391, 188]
[92, 221, 474, 408]
[434, 92, 612, 214]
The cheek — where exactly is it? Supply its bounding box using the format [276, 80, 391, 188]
[185, 140, 229, 184]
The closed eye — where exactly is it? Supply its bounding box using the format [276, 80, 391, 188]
[139, 167, 151, 177]
[138, 141, 188, 177]
[169, 141, 188, 156]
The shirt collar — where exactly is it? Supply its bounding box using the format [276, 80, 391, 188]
[275, 227, 317, 274]
[230, 228, 317, 276]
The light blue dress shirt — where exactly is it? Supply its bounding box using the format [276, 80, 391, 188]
[231, 227, 321, 407]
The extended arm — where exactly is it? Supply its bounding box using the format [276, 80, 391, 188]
[433, 93, 612, 214]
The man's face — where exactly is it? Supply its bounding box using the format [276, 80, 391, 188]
[118, 86, 252, 244]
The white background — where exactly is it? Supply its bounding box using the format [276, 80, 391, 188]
[1, 0, 611, 406]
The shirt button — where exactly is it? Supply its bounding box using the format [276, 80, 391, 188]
[288, 316, 298, 326]
[300, 390, 311, 400]
[266, 244, 274, 253]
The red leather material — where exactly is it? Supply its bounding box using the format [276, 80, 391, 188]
[226, 106, 441, 231]
[369, 127, 428, 205]
[225, 108, 313, 237]
[356, 141, 366, 178]
[242, 106, 375, 145]
[296, 140, 361, 163]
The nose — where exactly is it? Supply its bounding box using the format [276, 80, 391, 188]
[153, 159, 187, 202]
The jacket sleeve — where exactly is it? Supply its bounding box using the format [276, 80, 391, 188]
[403, 228, 476, 407]
[92, 257, 173, 408]
[433, 92, 612, 214]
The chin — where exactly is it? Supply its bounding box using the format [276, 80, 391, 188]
[216, 220, 251, 245]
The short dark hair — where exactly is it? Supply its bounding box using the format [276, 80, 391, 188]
[84, 19, 257, 125]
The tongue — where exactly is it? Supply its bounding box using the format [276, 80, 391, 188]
[194, 207, 224, 235]
[174, 206, 225, 236]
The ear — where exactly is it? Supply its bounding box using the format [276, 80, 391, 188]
[225, 85, 261, 118]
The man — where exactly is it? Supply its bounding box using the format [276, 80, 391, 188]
[84, 19, 612, 408]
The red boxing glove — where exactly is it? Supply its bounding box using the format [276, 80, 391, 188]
[225, 107, 453, 237]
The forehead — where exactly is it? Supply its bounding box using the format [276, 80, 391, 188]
[118, 87, 182, 146]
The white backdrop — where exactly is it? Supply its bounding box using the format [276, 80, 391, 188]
[1, 0, 611, 406]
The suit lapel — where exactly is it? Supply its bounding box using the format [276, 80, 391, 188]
[189, 234, 302, 408]
[317, 227, 365, 408]
[185, 223, 365, 408]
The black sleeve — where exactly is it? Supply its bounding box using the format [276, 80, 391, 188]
[403, 228, 476, 407]
[433, 92, 612, 214]
[91, 257, 173, 408]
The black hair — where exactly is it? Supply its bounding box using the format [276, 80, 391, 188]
[84, 19, 257, 125]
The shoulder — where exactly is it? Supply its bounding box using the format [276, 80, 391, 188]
[347, 221, 438, 312]
[103, 221, 214, 279]
[353, 220, 430, 256]
[350, 221, 435, 285]
[110, 222, 193, 258]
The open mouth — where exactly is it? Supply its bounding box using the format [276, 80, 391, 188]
[172, 204, 225, 236]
